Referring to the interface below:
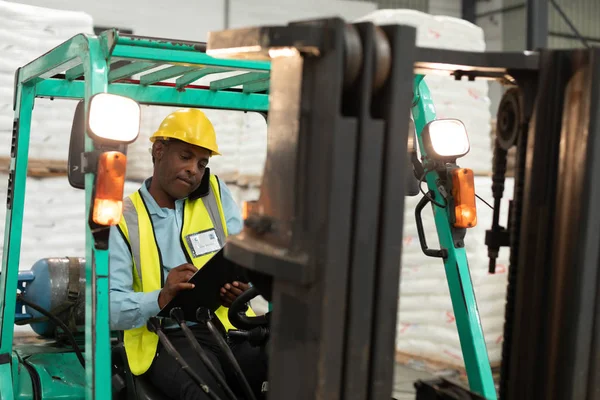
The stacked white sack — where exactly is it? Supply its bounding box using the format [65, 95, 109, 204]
[126, 105, 244, 183]
[236, 112, 267, 187]
[0, 172, 254, 272]
[125, 70, 268, 187]
[357, 10, 503, 368]
[356, 10, 493, 174]
[0, 174, 139, 272]
[0, 1, 94, 161]
[0, 174, 264, 335]
[398, 177, 512, 367]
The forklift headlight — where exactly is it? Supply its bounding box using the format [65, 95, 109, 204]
[422, 119, 470, 161]
[87, 93, 141, 144]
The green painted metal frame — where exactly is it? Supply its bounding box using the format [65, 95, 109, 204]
[140, 65, 197, 85]
[175, 67, 229, 89]
[0, 29, 271, 400]
[108, 61, 158, 83]
[35, 79, 270, 111]
[0, 75, 34, 400]
[411, 74, 497, 400]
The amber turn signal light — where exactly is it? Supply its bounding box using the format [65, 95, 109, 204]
[92, 151, 127, 226]
[450, 168, 477, 228]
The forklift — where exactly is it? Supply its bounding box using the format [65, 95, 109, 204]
[1, 12, 599, 400]
[0, 24, 492, 400]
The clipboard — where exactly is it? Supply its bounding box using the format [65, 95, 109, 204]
[157, 245, 248, 321]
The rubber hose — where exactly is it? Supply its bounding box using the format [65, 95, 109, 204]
[18, 296, 85, 368]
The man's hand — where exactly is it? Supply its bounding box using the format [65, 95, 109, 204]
[158, 263, 197, 309]
[220, 281, 250, 307]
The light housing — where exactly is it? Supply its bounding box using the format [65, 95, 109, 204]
[422, 119, 470, 161]
[92, 151, 127, 226]
[87, 93, 141, 144]
[450, 168, 477, 229]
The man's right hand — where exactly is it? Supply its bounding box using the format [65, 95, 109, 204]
[157, 263, 197, 309]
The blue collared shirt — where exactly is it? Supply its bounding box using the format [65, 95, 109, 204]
[108, 177, 243, 331]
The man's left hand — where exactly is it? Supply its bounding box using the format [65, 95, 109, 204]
[220, 281, 250, 307]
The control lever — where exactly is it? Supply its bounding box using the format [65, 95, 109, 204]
[146, 318, 224, 400]
[197, 308, 258, 400]
[169, 308, 238, 400]
[414, 377, 486, 399]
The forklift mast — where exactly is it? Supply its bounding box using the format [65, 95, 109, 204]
[206, 17, 600, 400]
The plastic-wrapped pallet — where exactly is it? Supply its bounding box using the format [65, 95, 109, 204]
[0, 1, 94, 160]
[127, 102, 267, 188]
[357, 10, 505, 368]
[356, 10, 493, 174]
[398, 177, 511, 367]
[0, 175, 252, 271]
[126, 104, 245, 183]
[122, 68, 268, 185]
[236, 112, 267, 187]
[356, 10, 486, 50]
[0, 174, 264, 334]
[0, 174, 140, 272]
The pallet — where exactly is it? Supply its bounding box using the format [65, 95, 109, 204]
[395, 350, 501, 385]
[0, 157, 68, 178]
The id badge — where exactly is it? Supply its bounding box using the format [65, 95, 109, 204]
[185, 229, 221, 258]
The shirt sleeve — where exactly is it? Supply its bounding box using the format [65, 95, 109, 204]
[218, 179, 244, 235]
[108, 225, 161, 331]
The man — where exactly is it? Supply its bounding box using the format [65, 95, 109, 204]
[109, 108, 267, 399]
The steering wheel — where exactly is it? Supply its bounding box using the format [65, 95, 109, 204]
[228, 286, 270, 331]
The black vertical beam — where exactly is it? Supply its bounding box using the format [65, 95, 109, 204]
[367, 24, 416, 400]
[526, 0, 549, 50]
[341, 23, 387, 400]
[266, 20, 356, 400]
[462, 0, 477, 24]
[217, 17, 416, 399]
[503, 49, 570, 400]
[505, 47, 600, 400]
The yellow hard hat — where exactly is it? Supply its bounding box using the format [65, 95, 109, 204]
[150, 108, 221, 156]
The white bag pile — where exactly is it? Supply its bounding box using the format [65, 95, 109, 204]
[0, 1, 263, 276]
[0, 3, 271, 334]
[357, 10, 507, 369]
[400, 177, 511, 367]
[0, 1, 94, 160]
[126, 102, 267, 187]
[356, 10, 493, 174]
[0, 172, 256, 271]
[0, 175, 141, 272]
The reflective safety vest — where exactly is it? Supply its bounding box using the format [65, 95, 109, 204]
[117, 174, 252, 375]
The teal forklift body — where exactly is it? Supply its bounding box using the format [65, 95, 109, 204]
[412, 75, 496, 399]
[0, 28, 495, 400]
[0, 30, 270, 400]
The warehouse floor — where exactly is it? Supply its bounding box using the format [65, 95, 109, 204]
[393, 363, 439, 399]
[393, 362, 471, 399]
[15, 329, 468, 398]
